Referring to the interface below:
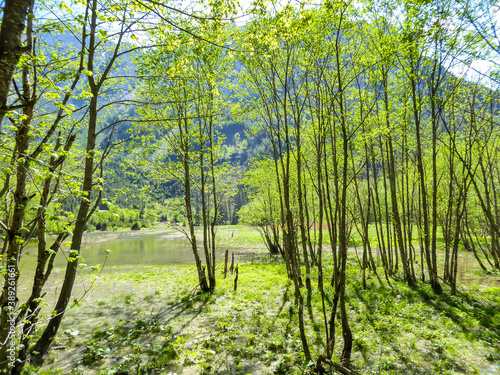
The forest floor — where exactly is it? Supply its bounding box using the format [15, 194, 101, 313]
[22, 227, 500, 375]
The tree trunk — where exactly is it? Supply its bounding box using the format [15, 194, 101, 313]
[0, 0, 32, 126]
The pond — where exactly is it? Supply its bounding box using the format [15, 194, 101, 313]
[16, 227, 262, 301]
[18, 227, 259, 277]
[17, 226, 500, 291]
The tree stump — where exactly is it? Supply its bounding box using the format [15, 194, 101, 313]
[224, 249, 229, 278]
[233, 265, 239, 292]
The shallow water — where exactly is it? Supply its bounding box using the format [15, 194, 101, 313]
[19, 228, 254, 276]
[15, 227, 261, 301]
[481, 363, 500, 374]
[372, 249, 500, 288]
[17, 227, 500, 290]
[453, 252, 500, 288]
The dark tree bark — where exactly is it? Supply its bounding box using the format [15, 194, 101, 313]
[0, 0, 33, 126]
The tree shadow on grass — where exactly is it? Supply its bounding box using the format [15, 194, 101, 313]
[416, 286, 500, 347]
[273, 285, 291, 325]
[155, 291, 212, 333]
[352, 281, 484, 374]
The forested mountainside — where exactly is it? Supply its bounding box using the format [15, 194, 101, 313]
[33, 32, 267, 230]
[44, 28, 499, 234]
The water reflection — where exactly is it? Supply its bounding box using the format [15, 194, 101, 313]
[18, 228, 256, 276]
[18, 228, 500, 289]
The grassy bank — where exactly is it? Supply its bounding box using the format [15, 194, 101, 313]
[24, 257, 500, 375]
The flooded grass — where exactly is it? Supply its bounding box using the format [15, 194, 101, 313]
[16, 225, 500, 374]
[22, 260, 500, 375]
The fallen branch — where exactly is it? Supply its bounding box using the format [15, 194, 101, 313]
[316, 355, 352, 375]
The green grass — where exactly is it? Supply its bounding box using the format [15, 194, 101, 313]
[17, 225, 500, 374]
[24, 257, 500, 375]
